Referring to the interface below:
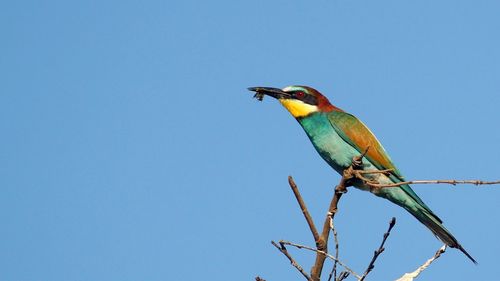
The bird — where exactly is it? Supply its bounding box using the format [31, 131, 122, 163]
[248, 85, 476, 264]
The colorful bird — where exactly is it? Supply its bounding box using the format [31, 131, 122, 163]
[248, 85, 476, 264]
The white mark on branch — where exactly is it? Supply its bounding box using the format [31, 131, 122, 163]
[395, 245, 447, 281]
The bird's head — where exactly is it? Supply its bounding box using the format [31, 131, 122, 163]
[248, 85, 342, 118]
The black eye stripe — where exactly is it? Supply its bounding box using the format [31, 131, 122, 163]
[304, 95, 317, 105]
[292, 91, 317, 105]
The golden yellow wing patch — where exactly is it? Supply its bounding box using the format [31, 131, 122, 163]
[327, 111, 404, 180]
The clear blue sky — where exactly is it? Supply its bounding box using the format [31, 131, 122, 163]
[1, 1, 499, 280]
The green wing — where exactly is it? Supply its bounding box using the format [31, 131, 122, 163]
[326, 111, 440, 220]
[326, 111, 404, 179]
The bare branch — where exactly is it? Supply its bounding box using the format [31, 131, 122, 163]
[310, 170, 351, 280]
[271, 240, 310, 280]
[280, 240, 362, 280]
[359, 217, 397, 281]
[288, 176, 320, 243]
[395, 245, 447, 281]
[309, 153, 368, 280]
[284, 173, 355, 281]
[266, 145, 492, 280]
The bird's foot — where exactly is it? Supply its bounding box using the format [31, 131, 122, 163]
[352, 156, 363, 169]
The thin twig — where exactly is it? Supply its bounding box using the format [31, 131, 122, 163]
[288, 176, 320, 243]
[337, 271, 350, 281]
[327, 219, 340, 281]
[395, 245, 447, 281]
[351, 168, 500, 188]
[365, 179, 500, 188]
[280, 240, 362, 280]
[359, 217, 397, 281]
[271, 241, 310, 280]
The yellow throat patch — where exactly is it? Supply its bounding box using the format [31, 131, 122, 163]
[279, 99, 318, 118]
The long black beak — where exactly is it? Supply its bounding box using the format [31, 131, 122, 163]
[248, 87, 291, 100]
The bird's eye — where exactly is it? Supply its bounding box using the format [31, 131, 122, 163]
[295, 91, 305, 99]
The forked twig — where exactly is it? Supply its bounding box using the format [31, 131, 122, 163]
[275, 174, 353, 281]
[359, 217, 397, 281]
[283, 154, 367, 281]
[310, 153, 368, 280]
[271, 241, 310, 280]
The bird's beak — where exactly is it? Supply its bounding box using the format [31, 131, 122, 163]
[248, 87, 291, 100]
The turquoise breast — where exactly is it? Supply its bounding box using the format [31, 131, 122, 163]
[298, 113, 360, 174]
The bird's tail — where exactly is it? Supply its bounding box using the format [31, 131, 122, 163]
[402, 197, 477, 264]
[379, 185, 477, 264]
